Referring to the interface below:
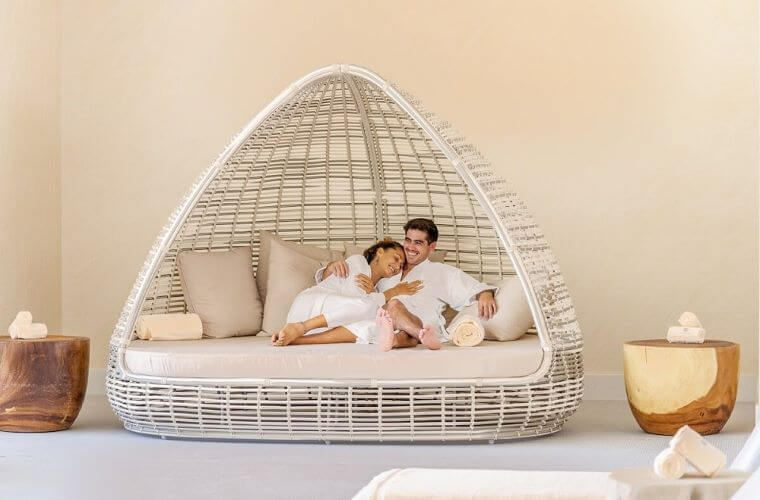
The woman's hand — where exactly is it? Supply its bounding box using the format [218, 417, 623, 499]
[383, 280, 423, 301]
[355, 274, 374, 293]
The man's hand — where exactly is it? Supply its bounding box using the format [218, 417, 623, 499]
[323, 259, 349, 279]
[477, 290, 497, 320]
[355, 273, 373, 293]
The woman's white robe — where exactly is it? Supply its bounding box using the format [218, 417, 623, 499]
[286, 254, 384, 343]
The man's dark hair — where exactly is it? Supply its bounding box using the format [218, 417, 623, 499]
[403, 218, 438, 243]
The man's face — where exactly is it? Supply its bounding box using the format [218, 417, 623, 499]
[403, 229, 436, 267]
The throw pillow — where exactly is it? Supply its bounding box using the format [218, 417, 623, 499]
[256, 231, 343, 302]
[261, 237, 326, 335]
[177, 246, 263, 338]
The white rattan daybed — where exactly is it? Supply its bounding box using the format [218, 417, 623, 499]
[106, 64, 583, 442]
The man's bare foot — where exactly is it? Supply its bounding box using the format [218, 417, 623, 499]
[376, 308, 395, 352]
[418, 324, 441, 350]
[272, 322, 306, 346]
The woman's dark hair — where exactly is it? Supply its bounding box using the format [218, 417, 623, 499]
[403, 218, 438, 243]
[363, 240, 404, 264]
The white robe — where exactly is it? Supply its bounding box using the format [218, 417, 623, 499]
[375, 259, 496, 341]
[318, 258, 496, 342]
[287, 254, 384, 343]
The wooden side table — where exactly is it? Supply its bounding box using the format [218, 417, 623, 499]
[0, 335, 89, 432]
[623, 339, 739, 435]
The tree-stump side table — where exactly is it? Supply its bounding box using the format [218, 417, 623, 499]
[623, 339, 739, 435]
[0, 335, 89, 432]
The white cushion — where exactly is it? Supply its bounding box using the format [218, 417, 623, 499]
[453, 276, 533, 341]
[125, 334, 544, 380]
[177, 247, 263, 338]
[354, 469, 612, 500]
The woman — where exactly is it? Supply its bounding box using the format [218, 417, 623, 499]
[272, 240, 422, 350]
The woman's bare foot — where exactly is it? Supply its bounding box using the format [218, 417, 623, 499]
[272, 322, 306, 346]
[418, 324, 441, 350]
[376, 308, 395, 352]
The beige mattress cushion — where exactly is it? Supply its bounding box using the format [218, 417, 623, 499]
[125, 334, 544, 380]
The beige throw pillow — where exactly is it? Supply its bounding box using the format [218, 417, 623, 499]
[177, 247, 263, 338]
[261, 238, 327, 335]
[343, 242, 447, 263]
[257, 231, 343, 303]
[452, 277, 533, 341]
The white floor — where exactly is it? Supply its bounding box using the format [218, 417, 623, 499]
[0, 396, 754, 500]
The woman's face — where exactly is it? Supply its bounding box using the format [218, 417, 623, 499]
[375, 247, 405, 277]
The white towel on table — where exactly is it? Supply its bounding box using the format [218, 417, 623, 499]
[666, 326, 705, 344]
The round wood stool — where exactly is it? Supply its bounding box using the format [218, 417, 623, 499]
[623, 339, 739, 435]
[0, 335, 89, 432]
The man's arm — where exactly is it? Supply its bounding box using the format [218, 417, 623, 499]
[444, 265, 498, 319]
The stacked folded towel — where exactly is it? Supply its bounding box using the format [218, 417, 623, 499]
[135, 313, 203, 341]
[447, 315, 485, 347]
[666, 311, 705, 343]
[653, 425, 726, 479]
[7, 311, 48, 339]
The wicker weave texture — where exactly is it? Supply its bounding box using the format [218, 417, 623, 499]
[106, 65, 583, 442]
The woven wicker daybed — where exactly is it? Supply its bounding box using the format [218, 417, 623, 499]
[106, 64, 583, 442]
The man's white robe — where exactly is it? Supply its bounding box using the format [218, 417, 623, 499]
[375, 259, 496, 340]
[317, 258, 495, 342]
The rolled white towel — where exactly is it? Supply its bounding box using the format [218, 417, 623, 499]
[135, 313, 203, 341]
[12, 311, 33, 327]
[447, 315, 485, 347]
[10, 323, 48, 340]
[678, 311, 703, 329]
[7, 311, 46, 339]
[666, 326, 705, 344]
[670, 425, 726, 477]
[653, 447, 685, 479]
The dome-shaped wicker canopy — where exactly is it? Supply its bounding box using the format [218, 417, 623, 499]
[107, 65, 583, 442]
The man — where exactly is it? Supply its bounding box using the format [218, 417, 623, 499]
[320, 218, 497, 350]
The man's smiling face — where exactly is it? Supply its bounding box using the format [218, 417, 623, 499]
[403, 228, 436, 267]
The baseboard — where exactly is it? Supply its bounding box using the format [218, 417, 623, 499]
[583, 373, 758, 403]
[87, 369, 758, 402]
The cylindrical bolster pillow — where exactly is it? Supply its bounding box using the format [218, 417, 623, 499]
[447, 315, 485, 347]
[135, 313, 203, 341]
[451, 277, 533, 341]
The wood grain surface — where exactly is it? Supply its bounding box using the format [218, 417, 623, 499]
[624, 339, 739, 435]
[0, 335, 89, 432]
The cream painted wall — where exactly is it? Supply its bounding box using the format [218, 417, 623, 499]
[1, 2, 61, 332]
[60, 1, 758, 376]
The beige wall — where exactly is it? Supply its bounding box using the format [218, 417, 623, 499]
[0, 2, 61, 332]
[55, 0, 758, 376]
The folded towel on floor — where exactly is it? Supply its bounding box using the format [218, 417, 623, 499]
[666, 326, 705, 344]
[135, 313, 203, 341]
[653, 448, 685, 479]
[447, 315, 485, 347]
[670, 425, 726, 477]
